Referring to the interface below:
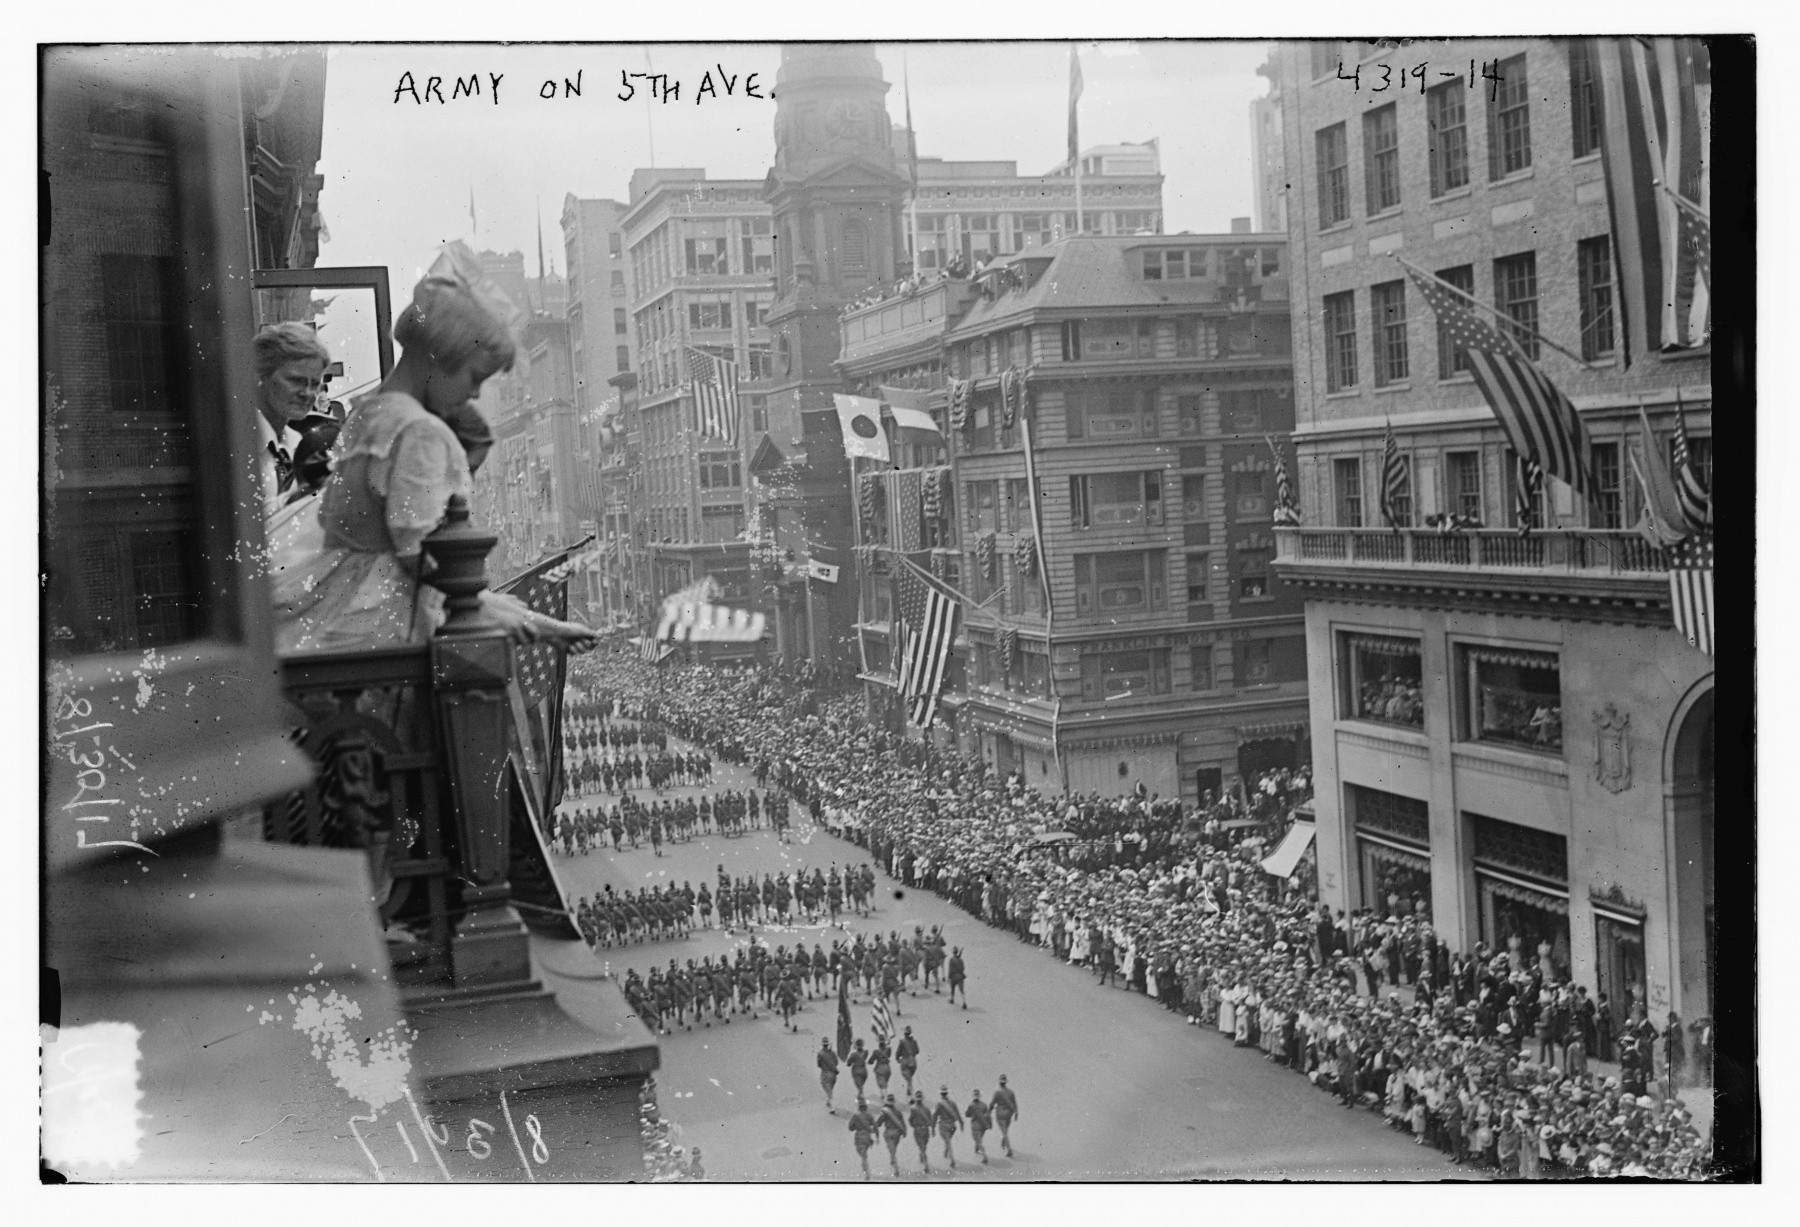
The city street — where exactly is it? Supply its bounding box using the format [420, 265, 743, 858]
[537, 752, 1448, 1182]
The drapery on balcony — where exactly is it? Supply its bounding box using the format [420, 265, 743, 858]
[1275, 527, 1671, 575]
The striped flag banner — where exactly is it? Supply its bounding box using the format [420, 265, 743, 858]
[1379, 420, 1408, 531]
[1666, 535, 1714, 656]
[655, 600, 767, 643]
[870, 995, 892, 1045]
[687, 346, 741, 446]
[902, 585, 958, 728]
[1266, 434, 1301, 526]
[1402, 261, 1591, 494]
[1660, 181, 1711, 291]
[1671, 393, 1711, 532]
[1594, 37, 1710, 360]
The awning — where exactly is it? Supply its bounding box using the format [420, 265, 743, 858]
[1238, 720, 1307, 742]
[1260, 821, 1317, 878]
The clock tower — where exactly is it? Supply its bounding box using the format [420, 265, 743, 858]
[754, 44, 907, 670]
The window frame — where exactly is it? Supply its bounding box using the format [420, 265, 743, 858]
[1371, 279, 1410, 386]
[1427, 79, 1470, 197]
[1334, 455, 1364, 527]
[1569, 40, 1603, 159]
[1316, 123, 1351, 228]
[1577, 235, 1616, 361]
[1363, 103, 1402, 214]
[1493, 251, 1541, 360]
[1488, 53, 1533, 179]
[1324, 290, 1359, 392]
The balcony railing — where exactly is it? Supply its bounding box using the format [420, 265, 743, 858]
[1278, 527, 1670, 576]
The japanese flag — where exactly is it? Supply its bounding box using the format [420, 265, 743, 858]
[834, 394, 890, 464]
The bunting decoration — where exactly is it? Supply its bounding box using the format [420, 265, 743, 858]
[948, 377, 973, 433]
[1666, 535, 1714, 657]
[998, 627, 1018, 672]
[978, 532, 998, 582]
[858, 472, 881, 538]
[1000, 366, 1023, 429]
[1013, 531, 1038, 579]
[922, 466, 945, 521]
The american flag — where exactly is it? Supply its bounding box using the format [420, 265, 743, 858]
[1664, 183, 1711, 292]
[687, 346, 740, 446]
[1671, 394, 1711, 532]
[899, 582, 958, 728]
[1379, 420, 1408, 532]
[891, 468, 925, 555]
[1404, 262, 1591, 494]
[498, 550, 576, 815]
[1266, 434, 1301, 526]
[1514, 454, 1544, 537]
[1667, 535, 1714, 656]
[870, 995, 893, 1045]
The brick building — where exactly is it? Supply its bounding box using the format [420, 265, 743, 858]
[1266, 39, 1714, 1031]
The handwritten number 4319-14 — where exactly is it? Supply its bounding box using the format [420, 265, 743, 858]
[1338, 59, 1505, 97]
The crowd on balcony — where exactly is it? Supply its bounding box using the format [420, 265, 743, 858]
[567, 653, 1713, 1179]
[1360, 675, 1426, 726]
[839, 254, 974, 318]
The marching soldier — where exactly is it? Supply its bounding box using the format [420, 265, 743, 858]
[847, 1037, 870, 1100]
[817, 1037, 840, 1112]
[933, 1085, 964, 1167]
[847, 1099, 877, 1180]
[991, 1074, 1019, 1157]
[965, 1088, 993, 1163]
[878, 1093, 908, 1177]
[907, 1090, 934, 1173]
[948, 946, 968, 1008]
[896, 1025, 921, 1097]
[871, 1033, 894, 1098]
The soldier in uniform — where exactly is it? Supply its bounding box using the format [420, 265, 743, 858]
[948, 946, 968, 1008]
[907, 1090, 935, 1173]
[697, 882, 713, 930]
[933, 1085, 964, 1167]
[965, 1088, 993, 1163]
[810, 942, 830, 999]
[817, 1037, 840, 1112]
[847, 1037, 871, 1100]
[871, 1032, 894, 1098]
[896, 1025, 921, 1097]
[991, 1074, 1019, 1157]
[777, 966, 801, 1032]
[878, 1093, 908, 1177]
[848, 1098, 877, 1179]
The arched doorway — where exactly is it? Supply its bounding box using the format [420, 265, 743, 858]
[1668, 686, 1715, 1028]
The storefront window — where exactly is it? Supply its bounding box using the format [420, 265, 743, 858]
[1471, 812, 1571, 980]
[1349, 784, 1431, 919]
[1461, 645, 1561, 752]
[1342, 633, 1425, 728]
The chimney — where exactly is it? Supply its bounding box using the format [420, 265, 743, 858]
[1231, 217, 1252, 234]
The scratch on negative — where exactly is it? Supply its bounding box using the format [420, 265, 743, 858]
[240, 1113, 296, 1144]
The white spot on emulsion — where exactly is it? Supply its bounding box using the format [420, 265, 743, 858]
[273, 985, 415, 1112]
[42, 1021, 144, 1169]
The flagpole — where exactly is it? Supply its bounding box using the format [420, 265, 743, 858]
[1390, 254, 1589, 367]
[904, 51, 921, 274]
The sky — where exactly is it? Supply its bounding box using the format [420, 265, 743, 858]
[314, 41, 1272, 309]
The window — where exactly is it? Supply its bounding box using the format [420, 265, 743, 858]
[966, 480, 999, 535]
[611, 269, 626, 292]
[744, 299, 764, 328]
[131, 530, 203, 646]
[1494, 252, 1540, 359]
[1341, 633, 1425, 728]
[1070, 472, 1163, 528]
[1577, 236, 1616, 360]
[1686, 435, 1713, 489]
[1334, 456, 1364, 527]
[698, 452, 742, 489]
[1569, 41, 1603, 158]
[1316, 123, 1350, 227]
[1066, 385, 1158, 440]
[614, 307, 629, 335]
[1239, 639, 1273, 683]
[609, 232, 623, 257]
[749, 395, 768, 433]
[1261, 247, 1282, 276]
[1080, 648, 1172, 700]
[101, 254, 183, 413]
[1060, 320, 1082, 361]
[1073, 550, 1167, 615]
[1186, 552, 1211, 603]
[1005, 478, 1033, 533]
[616, 345, 630, 371]
[1078, 317, 1158, 360]
[1233, 469, 1269, 519]
[742, 219, 774, 274]
[1236, 546, 1272, 599]
[1015, 214, 1048, 250]
[1461, 645, 1562, 753]
[689, 299, 732, 330]
[962, 214, 997, 263]
[1177, 394, 1205, 435]
[1324, 291, 1358, 392]
[1182, 474, 1206, 522]
[1190, 644, 1214, 690]
[1427, 80, 1469, 196]
[700, 505, 745, 543]
[1591, 441, 1623, 528]
[842, 219, 869, 269]
[1310, 41, 1342, 80]
[1488, 54, 1532, 179]
[1364, 104, 1401, 213]
[1117, 211, 1158, 235]
[914, 213, 949, 270]
[685, 237, 729, 275]
[1371, 280, 1409, 385]
[1436, 265, 1476, 377]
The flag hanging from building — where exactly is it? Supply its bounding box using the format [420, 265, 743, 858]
[899, 584, 958, 728]
[1593, 37, 1711, 360]
[881, 385, 943, 441]
[1666, 535, 1714, 656]
[903, 54, 920, 198]
[1660, 181, 1711, 293]
[1403, 262, 1592, 494]
[497, 548, 581, 816]
[1628, 447, 1687, 549]
[835, 394, 891, 464]
[1266, 434, 1301, 526]
[1671, 393, 1711, 532]
[1634, 405, 1704, 541]
[1514, 454, 1544, 537]
[1067, 45, 1084, 168]
[1379, 420, 1408, 532]
[891, 467, 925, 554]
[688, 347, 741, 445]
